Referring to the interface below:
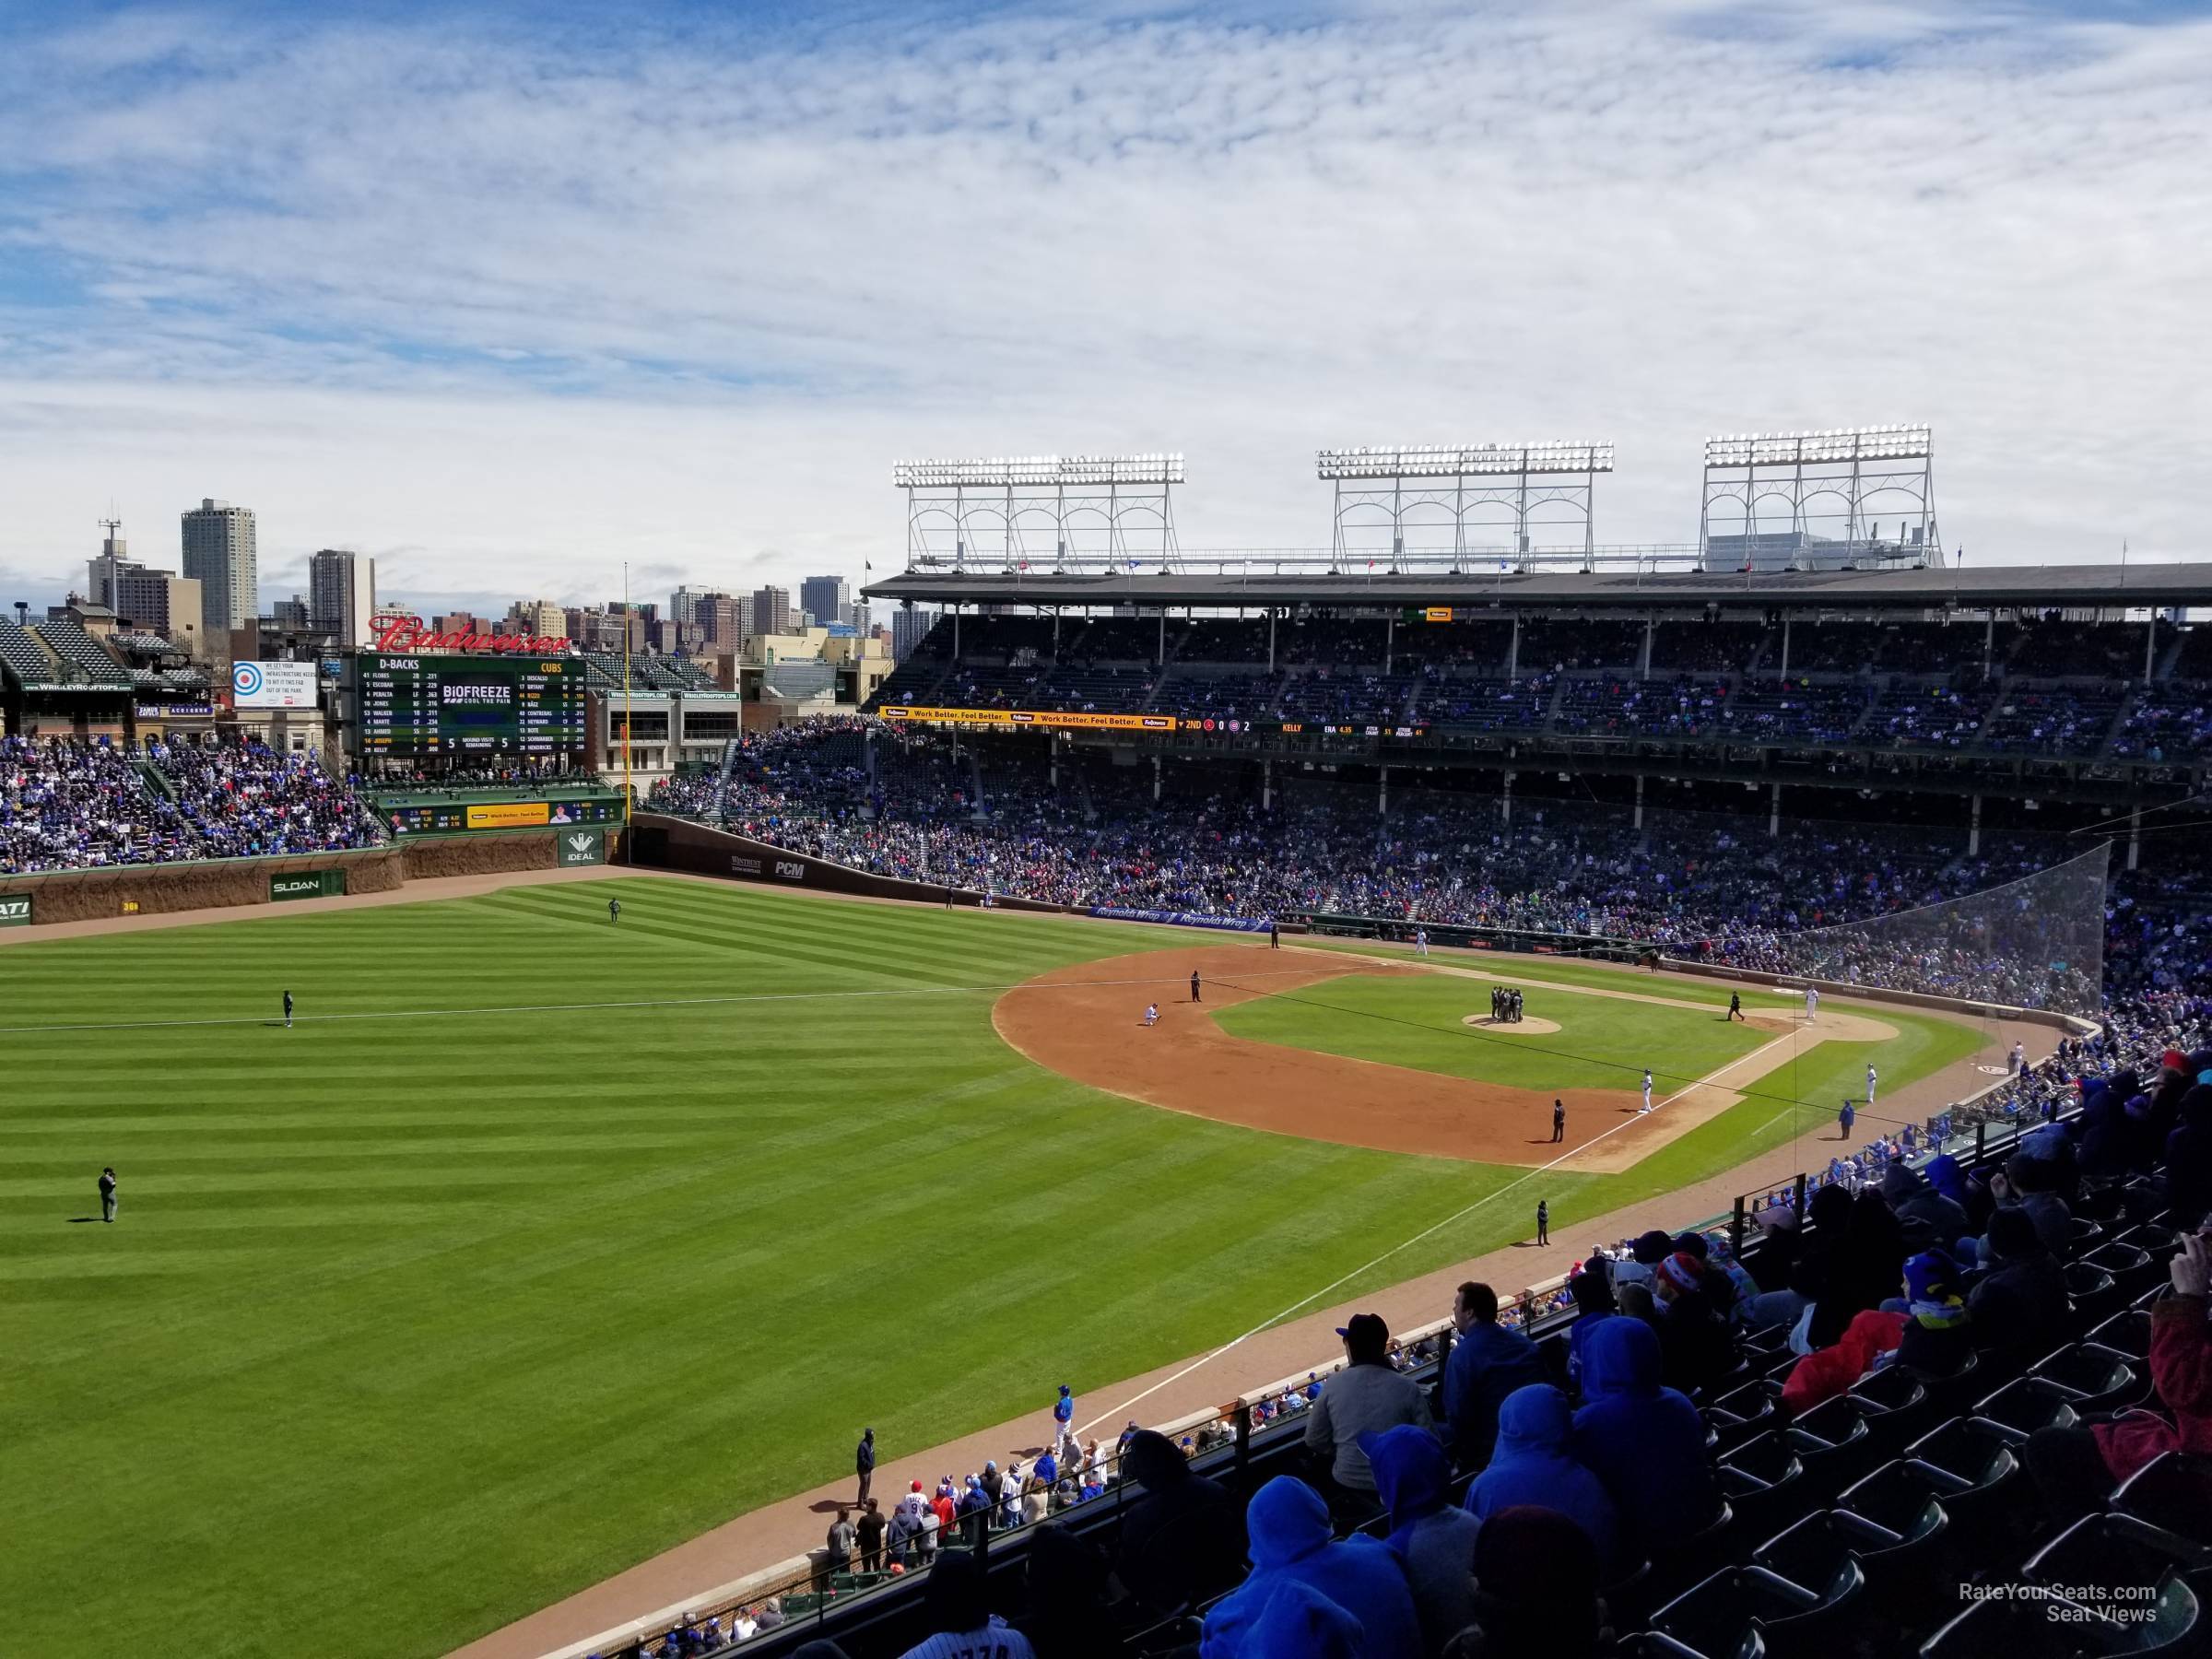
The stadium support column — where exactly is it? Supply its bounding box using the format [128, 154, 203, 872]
[2145, 616, 2157, 686]
[1264, 758, 1273, 811]
[1634, 773, 1645, 830]
[1507, 616, 1520, 679]
[1385, 613, 1394, 675]
[1983, 616, 1994, 676]
[1267, 608, 1277, 672]
[1379, 765, 1388, 815]
[2129, 807, 2142, 872]
[953, 605, 961, 662]
[1780, 617, 1791, 677]
[1501, 771, 1513, 825]
[1969, 794, 1982, 856]
[1640, 618, 1654, 681]
[1153, 753, 1161, 802]
[1769, 782, 1781, 837]
[1158, 610, 1166, 666]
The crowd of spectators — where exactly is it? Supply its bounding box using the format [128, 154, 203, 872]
[647, 723, 2209, 1009]
[1, 735, 382, 872]
[864, 615, 2212, 759]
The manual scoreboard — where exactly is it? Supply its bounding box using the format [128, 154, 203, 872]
[350, 653, 587, 756]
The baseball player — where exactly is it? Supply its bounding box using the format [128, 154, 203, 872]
[1726, 992, 1744, 1022]
[1640, 1069, 1654, 1114]
[1143, 1003, 1159, 1027]
[608, 896, 621, 924]
[1415, 927, 1429, 957]
[282, 989, 294, 1030]
[1190, 971, 1202, 1004]
[2010, 1040, 2026, 1074]
[1865, 1064, 1878, 1110]
[1805, 985, 1819, 1023]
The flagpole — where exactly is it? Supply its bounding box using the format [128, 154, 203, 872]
[622, 560, 635, 864]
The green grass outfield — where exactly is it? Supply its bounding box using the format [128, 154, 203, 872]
[0, 878, 1980, 1658]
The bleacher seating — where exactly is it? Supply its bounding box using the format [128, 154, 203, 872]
[29, 617, 133, 686]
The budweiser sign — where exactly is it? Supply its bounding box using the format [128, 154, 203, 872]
[369, 614, 570, 654]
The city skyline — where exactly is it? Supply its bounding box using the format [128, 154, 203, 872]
[2, 4, 2206, 615]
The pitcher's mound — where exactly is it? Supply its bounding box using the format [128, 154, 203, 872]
[1461, 1014, 1563, 1036]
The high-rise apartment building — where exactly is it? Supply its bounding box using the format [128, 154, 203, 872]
[308, 548, 377, 648]
[508, 599, 568, 641]
[87, 522, 206, 655]
[701, 594, 745, 646]
[799, 575, 850, 633]
[180, 499, 259, 644]
[892, 606, 941, 661]
[750, 584, 795, 636]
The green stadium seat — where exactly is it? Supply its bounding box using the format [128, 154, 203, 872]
[2029, 1344, 2143, 1414]
[1971, 1377, 2083, 1444]
[2111, 1453, 2212, 1549]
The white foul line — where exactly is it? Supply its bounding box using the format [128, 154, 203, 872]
[1077, 1026, 1805, 1435]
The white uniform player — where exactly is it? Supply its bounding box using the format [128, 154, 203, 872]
[1641, 1069, 1654, 1113]
[1865, 1064, 1877, 1109]
[1143, 1003, 1159, 1027]
[1415, 927, 1429, 957]
[1805, 985, 1819, 1023]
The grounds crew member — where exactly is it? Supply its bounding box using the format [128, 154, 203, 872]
[855, 1427, 875, 1505]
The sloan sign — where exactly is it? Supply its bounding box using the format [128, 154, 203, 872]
[371, 614, 570, 655]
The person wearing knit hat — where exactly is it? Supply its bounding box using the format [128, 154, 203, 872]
[1654, 1252, 1702, 1297]
[1893, 1249, 1972, 1377]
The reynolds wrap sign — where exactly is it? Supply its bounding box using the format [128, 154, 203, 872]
[0, 894, 30, 927]
[1088, 906, 1271, 933]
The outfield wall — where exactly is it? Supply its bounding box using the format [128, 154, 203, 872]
[630, 812, 1070, 915]
[0, 827, 622, 927]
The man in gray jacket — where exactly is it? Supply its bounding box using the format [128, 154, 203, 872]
[1302, 1313, 1434, 1500]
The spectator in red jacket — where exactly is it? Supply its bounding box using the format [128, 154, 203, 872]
[2025, 1232, 2212, 1523]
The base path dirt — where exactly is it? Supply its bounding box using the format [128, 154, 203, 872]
[993, 944, 1905, 1173]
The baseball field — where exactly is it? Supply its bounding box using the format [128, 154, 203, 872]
[1, 876, 1988, 1658]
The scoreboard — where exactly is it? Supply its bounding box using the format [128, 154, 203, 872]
[350, 653, 587, 756]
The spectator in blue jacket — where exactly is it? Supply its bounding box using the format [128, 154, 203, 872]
[1362, 1424, 1480, 1650]
[1199, 1476, 1420, 1659]
[1437, 1281, 1546, 1468]
[1248, 1580, 1366, 1659]
[1571, 1317, 1719, 1558]
[1465, 1384, 1622, 1579]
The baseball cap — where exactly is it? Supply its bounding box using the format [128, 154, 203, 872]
[1335, 1312, 1389, 1349]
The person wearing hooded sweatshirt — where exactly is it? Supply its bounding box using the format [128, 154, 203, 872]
[2164, 1083, 2212, 1230]
[1879, 1162, 1973, 1253]
[1465, 1385, 1621, 1581]
[896, 1548, 1038, 1659]
[1245, 1579, 1367, 1659]
[1199, 1476, 1420, 1659]
[1117, 1428, 1246, 1616]
[1360, 1425, 1481, 1650]
[1570, 1317, 1718, 1559]
[1565, 1270, 1618, 1392]
[1968, 1206, 2070, 1370]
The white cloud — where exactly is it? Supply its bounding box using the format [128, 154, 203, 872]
[0, 2, 2206, 609]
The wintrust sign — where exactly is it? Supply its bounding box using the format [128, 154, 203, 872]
[370, 614, 570, 654]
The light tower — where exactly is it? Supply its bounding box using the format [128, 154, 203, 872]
[891, 454, 1184, 572]
[1699, 424, 1940, 572]
[1316, 441, 1613, 572]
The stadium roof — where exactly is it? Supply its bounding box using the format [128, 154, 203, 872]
[864, 559, 2212, 613]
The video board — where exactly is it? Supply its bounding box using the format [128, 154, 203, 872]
[351, 653, 587, 756]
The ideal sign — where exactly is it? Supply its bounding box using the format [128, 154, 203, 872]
[557, 830, 606, 866]
[370, 614, 570, 655]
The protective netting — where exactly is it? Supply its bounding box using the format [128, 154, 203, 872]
[1722, 840, 2112, 1015]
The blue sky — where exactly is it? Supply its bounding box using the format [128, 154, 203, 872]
[1, 0, 2206, 615]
